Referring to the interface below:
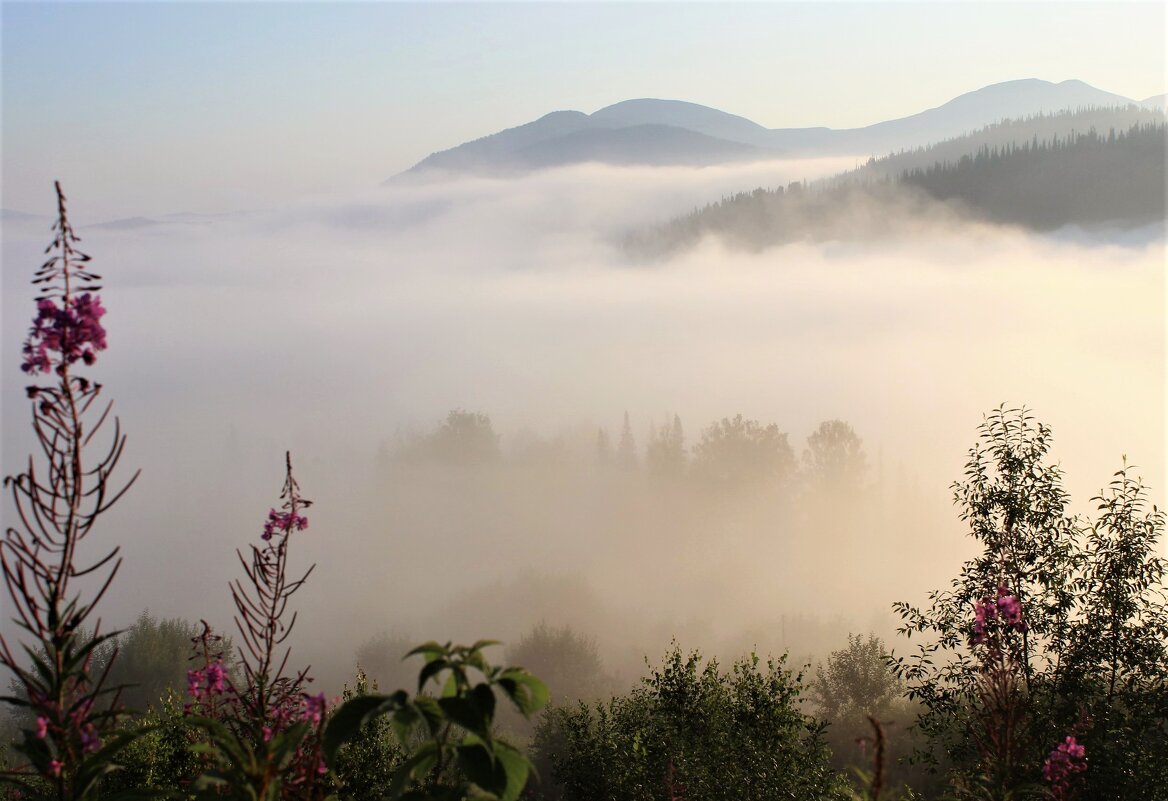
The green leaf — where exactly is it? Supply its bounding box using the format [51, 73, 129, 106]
[456, 739, 498, 790]
[496, 670, 548, 717]
[493, 740, 533, 801]
[390, 743, 439, 797]
[438, 695, 489, 738]
[417, 658, 451, 692]
[406, 641, 448, 661]
[324, 693, 401, 761]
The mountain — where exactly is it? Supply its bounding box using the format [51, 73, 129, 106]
[586, 99, 777, 147]
[831, 78, 1138, 155]
[395, 79, 1147, 179]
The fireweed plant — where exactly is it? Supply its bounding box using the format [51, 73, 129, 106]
[185, 454, 331, 801]
[0, 183, 141, 799]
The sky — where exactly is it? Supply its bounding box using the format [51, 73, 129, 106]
[2, 1, 1166, 218]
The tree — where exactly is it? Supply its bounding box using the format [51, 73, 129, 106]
[690, 414, 795, 489]
[810, 634, 900, 723]
[803, 420, 866, 493]
[505, 623, 611, 706]
[97, 612, 219, 712]
[645, 414, 686, 479]
[810, 634, 933, 797]
[616, 412, 637, 469]
[595, 428, 610, 464]
[400, 410, 500, 465]
[892, 407, 1168, 800]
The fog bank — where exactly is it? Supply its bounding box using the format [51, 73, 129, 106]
[2, 160, 1163, 691]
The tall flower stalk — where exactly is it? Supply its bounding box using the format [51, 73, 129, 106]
[187, 454, 328, 801]
[231, 452, 314, 731]
[1, 183, 138, 799]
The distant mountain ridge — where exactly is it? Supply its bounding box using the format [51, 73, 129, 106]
[395, 79, 1150, 180]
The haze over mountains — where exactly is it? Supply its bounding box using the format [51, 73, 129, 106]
[398, 79, 1164, 179]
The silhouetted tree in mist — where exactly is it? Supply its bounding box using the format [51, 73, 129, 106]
[803, 420, 867, 493]
[691, 414, 795, 490]
[505, 622, 611, 706]
[617, 412, 638, 469]
[397, 409, 500, 465]
[595, 427, 611, 464]
[646, 414, 686, 479]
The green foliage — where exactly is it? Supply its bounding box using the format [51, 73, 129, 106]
[186, 716, 315, 801]
[329, 668, 404, 801]
[811, 634, 900, 723]
[810, 635, 938, 799]
[892, 407, 1168, 800]
[324, 640, 548, 801]
[533, 644, 845, 801]
[99, 690, 202, 796]
[96, 613, 226, 713]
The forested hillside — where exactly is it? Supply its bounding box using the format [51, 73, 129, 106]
[900, 122, 1166, 228]
[633, 118, 1166, 256]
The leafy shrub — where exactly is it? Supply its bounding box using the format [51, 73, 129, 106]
[327, 668, 404, 801]
[98, 690, 202, 796]
[325, 640, 548, 801]
[94, 612, 229, 713]
[533, 645, 846, 801]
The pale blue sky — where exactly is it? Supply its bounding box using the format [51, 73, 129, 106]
[3, 2, 1165, 216]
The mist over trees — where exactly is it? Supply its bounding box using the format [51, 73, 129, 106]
[631, 115, 1167, 256]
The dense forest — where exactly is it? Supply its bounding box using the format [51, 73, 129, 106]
[630, 114, 1167, 256]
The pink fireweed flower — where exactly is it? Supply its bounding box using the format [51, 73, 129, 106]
[261, 508, 309, 541]
[80, 724, 101, 754]
[996, 585, 1025, 629]
[187, 668, 203, 699]
[971, 596, 998, 644]
[302, 692, 327, 725]
[205, 661, 227, 693]
[1043, 735, 1087, 799]
[48, 759, 63, 778]
[35, 717, 48, 739]
[20, 293, 107, 375]
[970, 585, 1026, 645]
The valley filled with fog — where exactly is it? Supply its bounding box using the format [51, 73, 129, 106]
[2, 157, 1162, 693]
